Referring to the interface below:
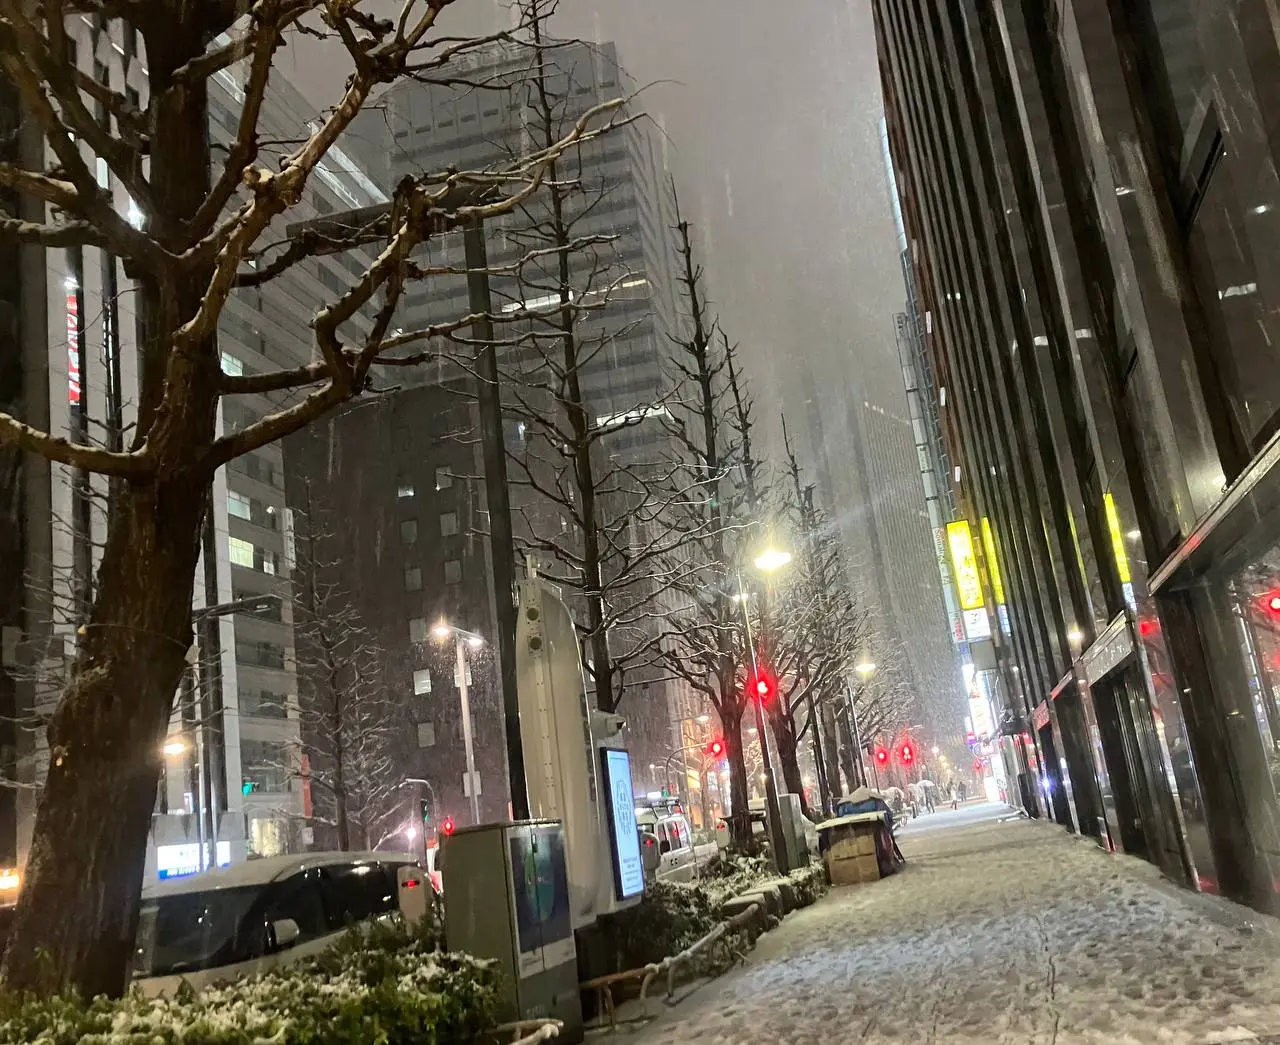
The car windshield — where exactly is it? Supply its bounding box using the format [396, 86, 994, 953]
[133, 885, 265, 977]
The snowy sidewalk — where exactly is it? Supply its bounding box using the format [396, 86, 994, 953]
[616, 803, 1280, 1045]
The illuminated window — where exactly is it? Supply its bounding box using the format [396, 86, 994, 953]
[413, 669, 432, 695]
[228, 490, 251, 520]
[228, 536, 254, 568]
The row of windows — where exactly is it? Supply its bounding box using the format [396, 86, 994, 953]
[397, 467, 454, 498]
[229, 535, 280, 575]
[408, 660, 472, 689]
[228, 490, 280, 530]
[236, 640, 286, 670]
[403, 560, 463, 591]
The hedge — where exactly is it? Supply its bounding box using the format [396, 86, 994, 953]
[0, 916, 496, 1045]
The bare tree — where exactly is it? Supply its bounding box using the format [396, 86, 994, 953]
[290, 484, 406, 852]
[489, 0, 686, 715]
[654, 198, 761, 848]
[0, 0, 623, 996]
[759, 423, 872, 817]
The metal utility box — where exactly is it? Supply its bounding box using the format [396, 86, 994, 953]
[776, 793, 809, 869]
[442, 820, 583, 1042]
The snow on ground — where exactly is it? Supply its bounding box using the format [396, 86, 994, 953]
[615, 803, 1280, 1045]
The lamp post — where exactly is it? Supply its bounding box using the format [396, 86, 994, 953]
[843, 660, 876, 791]
[186, 592, 281, 871]
[433, 622, 484, 825]
[737, 545, 792, 873]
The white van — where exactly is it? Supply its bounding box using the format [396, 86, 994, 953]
[131, 851, 420, 996]
[635, 803, 698, 882]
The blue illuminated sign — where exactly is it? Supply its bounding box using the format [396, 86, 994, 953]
[600, 747, 644, 899]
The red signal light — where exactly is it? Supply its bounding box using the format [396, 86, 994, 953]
[1269, 594, 1280, 614]
[974, 758, 984, 773]
[706, 738, 726, 758]
[873, 746, 890, 767]
[441, 816, 455, 837]
[899, 742, 916, 766]
[749, 669, 775, 702]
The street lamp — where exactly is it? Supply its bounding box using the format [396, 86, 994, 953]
[737, 546, 792, 873]
[433, 621, 484, 825]
[856, 661, 877, 677]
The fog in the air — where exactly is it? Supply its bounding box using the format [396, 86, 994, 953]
[278, 0, 905, 476]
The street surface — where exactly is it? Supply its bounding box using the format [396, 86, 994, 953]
[621, 803, 1280, 1045]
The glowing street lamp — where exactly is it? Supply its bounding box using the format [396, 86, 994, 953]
[162, 739, 187, 757]
[753, 547, 793, 573]
[855, 661, 877, 677]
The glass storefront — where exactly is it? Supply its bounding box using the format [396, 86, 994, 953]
[1188, 533, 1280, 907]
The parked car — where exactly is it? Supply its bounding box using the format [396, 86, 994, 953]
[131, 851, 421, 996]
[635, 802, 699, 882]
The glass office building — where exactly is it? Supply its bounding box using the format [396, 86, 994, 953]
[873, 0, 1280, 910]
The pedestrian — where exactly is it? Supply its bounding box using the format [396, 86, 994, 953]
[950, 782, 959, 810]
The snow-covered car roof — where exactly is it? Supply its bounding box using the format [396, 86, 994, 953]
[141, 851, 418, 899]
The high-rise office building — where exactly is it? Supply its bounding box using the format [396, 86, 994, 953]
[0, 20, 379, 879]
[873, 0, 1280, 911]
[341, 38, 686, 777]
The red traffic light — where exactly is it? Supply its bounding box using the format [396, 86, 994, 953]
[748, 668, 776, 702]
[441, 816, 455, 837]
[1264, 592, 1280, 615]
[974, 758, 984, 773]
[899, 742, 916, 766]
[706, 738, 726, 758]
[873, 746, 890, 766]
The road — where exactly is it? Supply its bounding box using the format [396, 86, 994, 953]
[620, 802, 1280, 1044]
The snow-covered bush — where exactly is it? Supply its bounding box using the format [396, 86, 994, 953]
[0, 916, 495, 1045]
[607, 880, 723, 969]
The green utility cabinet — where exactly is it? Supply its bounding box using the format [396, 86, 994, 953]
[442, 820, 583, 1042]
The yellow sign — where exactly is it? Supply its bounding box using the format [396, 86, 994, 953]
[947, 520, 985, 612]
[1104, 492, 1131, 585]
[981, 517, 1005, 605]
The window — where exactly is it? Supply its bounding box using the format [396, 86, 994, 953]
[221, 351, 244, 377]
[227, 490, 251, 520]
[452, 662, 473, 687]
[413, 669, 432, 695]
[409, 617, 427, 643]
[435, 467, 453, 490]
[400, 519, 418, 545]
[397, 481, 415, 499]
[440, 511, 458, 536]
[263, 871, 328, 945]
[444, 559, 462, 584]
[228, 536, 254, 568]
[404, 566, 422, 592]
[323, 863, 399, 925]
[418, 721, 436, 748]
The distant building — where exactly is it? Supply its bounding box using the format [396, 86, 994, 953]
[342, 38, 687, 780]
[282, 383, 507, 837]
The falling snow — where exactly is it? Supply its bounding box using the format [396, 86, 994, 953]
[623, 805, 1280, 1045]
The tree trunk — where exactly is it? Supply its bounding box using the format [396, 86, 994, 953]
[1, 32, 217, 998]
[718, 699, 752, 851]
[767, 701, 808, 817]
[821, 702, 843, 800]
[837, 712, 860, 794]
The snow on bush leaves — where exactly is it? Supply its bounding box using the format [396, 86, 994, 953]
[0, 917, 496, 1045]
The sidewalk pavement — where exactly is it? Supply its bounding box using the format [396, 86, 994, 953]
[610, 802, 1280, 1045]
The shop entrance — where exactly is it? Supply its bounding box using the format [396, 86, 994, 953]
[1055, 687, 1106, 842]
[1037, 723, 1075, 828]
[1090, 670, 1151, 860]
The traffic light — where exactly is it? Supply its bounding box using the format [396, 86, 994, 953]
[748, 668, 775, 702]
[873, 746, 890, 767]
[241, 780, 257, 796]
[706, 737, 726, 758]
[899, 741, 916, 767]
[418, 799, 431, 826]
[440, 815, 456, 837]
[1261, 591, 1280, 616]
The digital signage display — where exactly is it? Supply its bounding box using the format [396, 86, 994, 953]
[599, 747, 645, 899]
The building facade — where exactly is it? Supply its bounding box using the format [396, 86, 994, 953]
[873, 0, 1280, 907]
[283, 383, 508, 840]
[343, 38, 687, 779]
